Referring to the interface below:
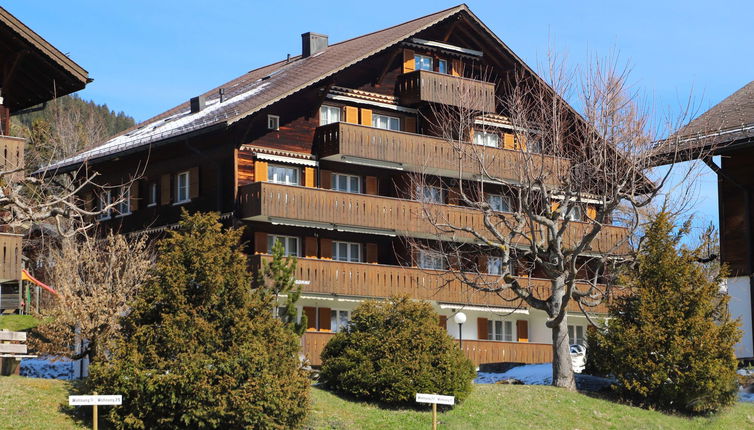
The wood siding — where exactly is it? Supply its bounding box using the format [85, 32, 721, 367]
[0, 136, 24, 183]
[396, 70, 495, 112]
[0, 233, 22, 283]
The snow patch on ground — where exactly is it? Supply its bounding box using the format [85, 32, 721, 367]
[20, 356, 78, 380]
[475, 363, 614, 392]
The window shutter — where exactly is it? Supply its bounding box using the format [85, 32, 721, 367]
[254, 161, 268, 182]
[515, 133, 527, 151]
[320, 169, 332, 189]
[439, 315, 448, 329]
[359, 108, 372, 126]
[503, 133, 515, 150]
[451, 59, 462, 77]
[304, 307, 317, 331]
[344, 106, 359, 124]
[254, 231, 268, 254]
[320, 238, 333, 259]
[303, 167, 315, 187]
[403, 116, 417, 133]
[304, 237, 318, 258]
[189, 167, 200, 199]
[365, 176, 378, 195]
[447, 185, 460, 205]
[403, 49, 415, 73]
[586, 205, 597, 220]
[477, 255, 488, 274]
[469, 128, 475, 142]
[130, 181, 140, 211]
[160, 174, 171, 205]
[318, 307, 331, 331]
[365, 243, 378, 263]
[551, 201, 560, 215]
[516, 320, 529, 342]
[82, 191, 94, 211]
[477, 317, 489, 340]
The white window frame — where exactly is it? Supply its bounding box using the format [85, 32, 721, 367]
[333, 241, 362, 263]
[330, 309, 351, 333]
[267, 234, 300, 257]
[488, 319, 514, 342]
[97, 190, 112, 221]
[486, 194, 511, 212]
[415, 185, 443, 204]
[372, 114, 400, 131]
[414, 54, 433, 71]
[267, 164, 300, 185]
[487, 256, 503, 275]
[418, 250, 445, 270]
[174, 171, 190, 205]
[331, 173, 361, 193]
[564, 204, 583, 221]
[267, 114, 280, 130]
[474, 130, 500, 148]
[568, 324, 586, 346]
[147, 182, 157, 207]
[437, 59, 448, 74]
[116, 186, 131, 217]
[319, 105, 341, 126]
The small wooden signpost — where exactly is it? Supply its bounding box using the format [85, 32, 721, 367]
[69, 393, 122, 430]
[416, 393, 455, 429]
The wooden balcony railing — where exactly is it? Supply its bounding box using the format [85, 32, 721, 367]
[0, 233, 22, 283]
[251, 254, 618, 314]
[396, 70, 496, 112]
[238, 182, 631, 255]
[316, 122, 568, 186]
[301, 332, 552, 366]
[0, 136, 25, 183]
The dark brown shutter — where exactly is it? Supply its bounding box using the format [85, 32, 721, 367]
[83, 191, 94, 211]
[189, 166, 200, 199]
[318, 307, 331, 331]
[160, 174, 171, 205]
[439, 315, 448, 329]
[304, 237, 318, 258]
[365, 176, 378, 195]
[130, 181, 140, 211]
[254, 232, 268, 254]
[403, 117, 417, 133]
[477, 317, 489, 340]
[320, 238, 333, 259]
[447, 185, 460, 205]
[365, 243, 378, 263]
[304, 307, 317, 331]
[403, 49, 415, 73]
[516, 320, 529, 342]
[320, 169, 332, 189]
[477, 255, 488, 273]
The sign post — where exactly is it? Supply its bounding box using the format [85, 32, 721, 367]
[69, 393, 122, 430]
[415, 393, 454, 429]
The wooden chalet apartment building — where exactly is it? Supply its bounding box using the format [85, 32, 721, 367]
[0, 7, 90, 312]
[46, 5, 628, 366]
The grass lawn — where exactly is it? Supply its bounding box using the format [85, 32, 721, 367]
[0, 376, 86, 430]
[0, 315, 40, 332]
[309, 384, 754, 430]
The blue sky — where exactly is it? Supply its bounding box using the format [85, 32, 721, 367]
[7, 1, 752, 231]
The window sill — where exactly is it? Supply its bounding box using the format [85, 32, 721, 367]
[115, 213, 132, 218]
[146, 203, 156, 208]
[172, 199, 191, 206]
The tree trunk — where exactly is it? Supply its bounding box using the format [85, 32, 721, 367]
[551, 316, 576, 390]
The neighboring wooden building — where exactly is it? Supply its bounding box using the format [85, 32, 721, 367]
[657, 81, 754, 360]
[0, 6, 90, 311]
[44, 5, 628, 366]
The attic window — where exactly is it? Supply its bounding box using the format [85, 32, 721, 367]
[268, 115, 280, 131]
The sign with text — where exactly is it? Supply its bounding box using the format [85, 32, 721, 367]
[69, 395, 122, 406]
[415, 393, 455, 406]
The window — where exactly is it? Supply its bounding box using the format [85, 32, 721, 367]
[474, 131, 499, 148]
[331, 173, 361, 193]
[414, 54, 433, 71]
[267, 114, 280, 130]
[330, 309, 350, 333]
[487, 194, 510, 212]
[267, 235, 300, 257]
[488, 320, 514, 342]
[487, 257, 503, 275]
[564, 204, 583, 221]
[334, 241, 361, 262]
[568, 325, 586, 346]
[438, 59, 448, 74]
[97, 190, 112, 220]
[267, 164, 300, 185]
[175, 171, 190, 204]
[320, 105, 341, 126]
[372, 114, 400, 131]
[415, 185, 443, 204]
[418, 250, 445, 270]
[116, 186, 131, 216]
[148, 182, 157, 207]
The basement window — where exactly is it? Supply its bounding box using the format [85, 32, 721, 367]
[267, 115, 280, 130]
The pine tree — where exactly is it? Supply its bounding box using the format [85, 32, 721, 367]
[89, 211, 309, 429]
[254, 239, 306, 335]
[589, 211, 739, 414]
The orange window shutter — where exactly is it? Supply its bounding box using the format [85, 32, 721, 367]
[516, 320, 529, 342]
[359, 108, 372, 126]
[318, 307, 331, 331]
[365, 176, 378, 195]
[130, 181, 140, 211]
[344, 106, 359, 124]
[189, 166, 200, 198]
[160, 174, 171, 205]
[587, 205, 597, 220]
[477, 318, 489, 340]
[304, 237, 318, 258]
[320, 238, 333, 259]
[304, 307, 317, 331]
[254, 161, 268, 182]
[439, 315, 448, 329]
[403, 49, 415, 73]
[516, 134, 528, 151]
[319, 169, 332, 189]
[254, 231, 268, 254]
[551, 201, 560, 214]
[365, 243, 378, 263]
[403, 117, 417, 133]
[468, 128, 475, 142]
[303, 167, 315, 187]
[451, 59, 462, 77]
[503, 133, 515, 150]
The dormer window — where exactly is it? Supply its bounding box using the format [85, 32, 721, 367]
[414, 54, 433, 71]
[267, 114, 280, 130]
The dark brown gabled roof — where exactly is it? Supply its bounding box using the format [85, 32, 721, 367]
[43, 4, 469, 173]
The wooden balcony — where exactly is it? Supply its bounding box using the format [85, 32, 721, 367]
[301, 332, 552, 366]
[238, 182, 631, 255]
[396, 70, 496, 112]
[316, 122, 568, 186]
[0, 135, 25, 183]
[251, 254, 617, 314]
[0, 233, 22, 283]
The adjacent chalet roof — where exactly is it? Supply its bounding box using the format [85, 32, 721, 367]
[0, 7, 90, 113]
[656, 81, 754, 163]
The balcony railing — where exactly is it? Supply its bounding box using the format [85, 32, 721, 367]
[316, 122, 568, 186]
[0, 136, 25, 183]
[396, 70, 496, 112]
[238, 182, 631, 255]
[251, 254, 618, 314]
[0, 233, 22, 283]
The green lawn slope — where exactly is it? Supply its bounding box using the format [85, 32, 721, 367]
[0, 315, 39, 332]
[0, 376, 85, 430]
